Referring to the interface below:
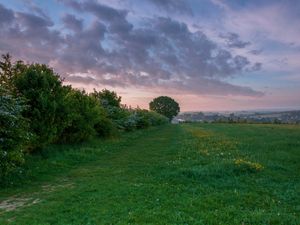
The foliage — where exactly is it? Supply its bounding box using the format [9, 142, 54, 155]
[134, 109, 152, 129]
[94, 116, 117, 138]
[134, 108, 169, 129]
[0, 53, 26, 93]
[149, 96, 180, 121]
[0, 87, 29, 180]
[107, 107, 169, 131]
[13, 64, 66, 151]
[121, 113, 138, 131]
[60, 89, 107, 143]
[91, 89, 121, 108]
[91, 89, 134, 131]
[0, 54, 14, 90]
[147, 110, 170, 126]
[108, 107, 136, 131]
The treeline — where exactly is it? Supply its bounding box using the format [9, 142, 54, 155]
[0, 54, 168, 182]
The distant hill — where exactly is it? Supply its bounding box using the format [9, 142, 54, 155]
[175, 110, 300, 124]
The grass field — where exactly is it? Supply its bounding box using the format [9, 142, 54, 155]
[0, 123, 299, 224]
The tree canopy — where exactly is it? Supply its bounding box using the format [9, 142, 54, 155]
[149, 96, 180, 121]
[91, 89, 121, 108]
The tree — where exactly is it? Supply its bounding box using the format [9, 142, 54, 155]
[91, 89, 127, 129]
[0, 53, 13, 89]
[149, 96, 180, 121]
[0, 53, 26, 93]
[91, 89, 121, 108]
[14, 63, 66, 151]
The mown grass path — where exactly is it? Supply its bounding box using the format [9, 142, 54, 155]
[0, 124, 299, 224]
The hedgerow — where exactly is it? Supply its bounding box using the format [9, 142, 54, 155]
[0, 54, 169, 182]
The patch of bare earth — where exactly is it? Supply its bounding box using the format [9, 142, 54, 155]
[42, 183, 74, 193]
[0, 197, 41, 213]
[0, 181, 74, 214]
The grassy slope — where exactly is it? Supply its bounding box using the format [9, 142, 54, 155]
[0, 124, 299, 224]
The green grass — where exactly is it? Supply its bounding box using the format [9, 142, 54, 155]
[0, 123, 299, 224]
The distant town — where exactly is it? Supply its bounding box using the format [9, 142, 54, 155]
[174, 110, 300, 124]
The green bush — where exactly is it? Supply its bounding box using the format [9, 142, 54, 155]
[91, 89, 168, 131]
[134, 109, 152, 129]
[134, 109, 169, 128]
[147, 110, 169, 126]
[60, 89, 109, 143]
[0, 87, 29, 180]
[91, 89, 121, 108]
[116, 108, 169, 131]
[94, 116, 118, 138]
[103, 107, 132, 131]
[13, 64, 66, 151]
[121, 112, 138, 131]
[91, 89, 126, 127]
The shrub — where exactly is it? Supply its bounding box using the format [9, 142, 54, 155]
[13, 64, 66, 151]
[91, 89, 121, 108]
[0, 87, 29, 180]
[121, 112, 138, 131]
[94, 116, 118, 138]
[91, 89, 125, 126]
[104, 107, 137, 131]
[134, 109, 168, 129]
[60, 89, 109, 143]
[134, 109, 152, 129]
[106, 105, 129, 122]
[147, 111, 169, 126]
[92, 89, 168, 131]
[117, 108, 169, 131]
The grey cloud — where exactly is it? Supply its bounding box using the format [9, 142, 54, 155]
[0, 5, 62, 64]
[160, 53, 179, 65]
[24, 0, 49, 19]
[0, 2, 262, 97]
[234, 55, 250, 70]
[16, 12, 53, 28]
[59, 0, 132, 34]
[155, 17, 189, 38]
[0, 3, 14, 26]
[58, 0, 128, 23]
[220, 32, 251, 48]
[251, 62, 262, 71]
[146, 0, 193, 15]
[249, 49, 263, 55]
[56, 0, 82, 11]
[62, 14, 83, 32]
[54, 20, 107, 74]
[66, 75, 96, 85]
[168, 77, 264, 96]
[81, 1, 128, 22]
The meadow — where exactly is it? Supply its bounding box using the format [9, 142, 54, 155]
[0, 123, 299, 224]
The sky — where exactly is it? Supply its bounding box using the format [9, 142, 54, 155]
[0, 0, 299, 111]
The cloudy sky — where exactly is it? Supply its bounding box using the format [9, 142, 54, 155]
[0, 0, 299, 111]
